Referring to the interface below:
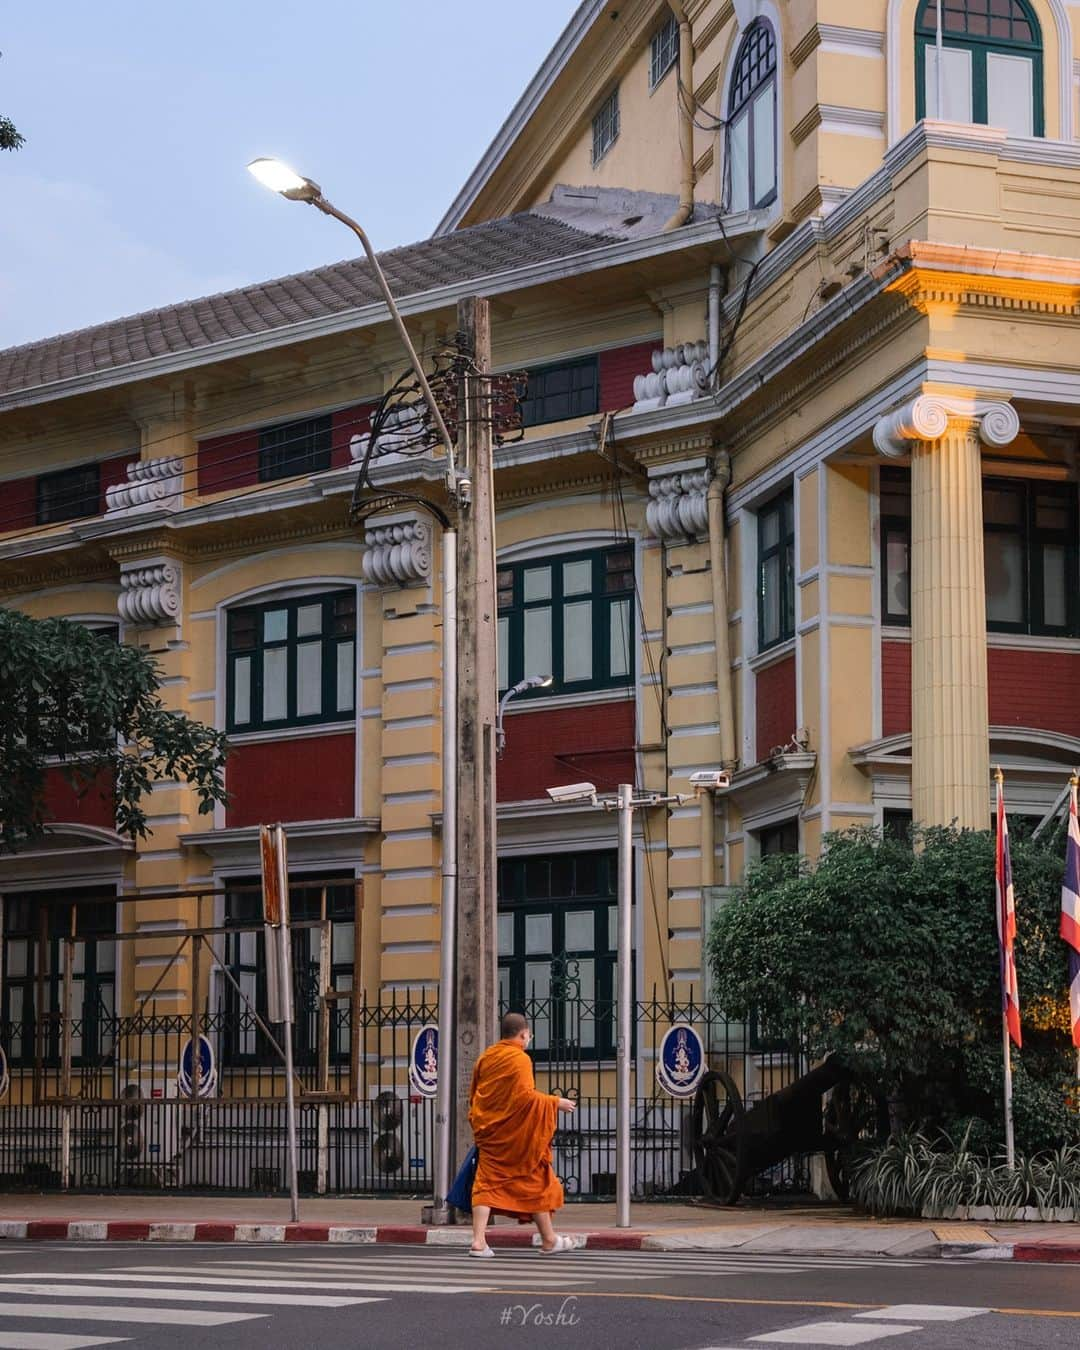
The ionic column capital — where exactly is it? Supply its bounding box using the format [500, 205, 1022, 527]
[872, 395, 1019, 459]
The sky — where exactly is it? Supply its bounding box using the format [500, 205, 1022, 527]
[0, 1, 579, 349]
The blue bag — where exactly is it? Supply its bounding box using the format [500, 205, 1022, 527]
[447, 1145, 478, 1213]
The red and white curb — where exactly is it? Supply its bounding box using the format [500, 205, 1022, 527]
[0, 1220, 645, 1249]
[950, 1241, 1080, 1264]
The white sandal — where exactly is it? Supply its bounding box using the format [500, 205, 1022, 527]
[468, 1245, 495, 1258]
[540, 1234, 575, 1254]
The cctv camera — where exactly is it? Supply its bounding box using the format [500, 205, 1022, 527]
[689, 770, 731, 790]
[546, 782, 598, 805]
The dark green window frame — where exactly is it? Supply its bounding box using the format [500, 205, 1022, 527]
[496, 545, 634, 697]
[759, 818, 799, 857]
[258, 414, 332, 483]
[519, 356, 599, 429]
[757, 490, 795, 652]
[226, 589, 357, 733]
[880, 467, 913, 625]
[914, 0, 1044, 136]
[36, 462, 100, 525]
[497, 851, 629, 1063]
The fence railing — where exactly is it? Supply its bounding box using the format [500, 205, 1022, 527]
[0, 995, 809, 1200]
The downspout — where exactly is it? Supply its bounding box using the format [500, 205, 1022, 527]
[701, 450, 736, 891]
[664, 1, 695, 231]
[707, 263, 724, 380]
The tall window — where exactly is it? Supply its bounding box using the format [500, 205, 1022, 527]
[878, 472, 1079, 637]
[757, 490, 795, 651]
[726, 19, 778, 213]
[758, 819, 799, 856]
[1, 893, 116, 1065]
[915, 0, 1044, 138]
[37, 463, 100, 525]
[496, 546, 634, 696]
[258, 414, 332, 483]
[650, 11, 679, 89]
[592, 86, 620, 164]
[498, 851, 625, 1061]
[221, 878, 355, 1065]
[226, 589, 356, 732]
[519, 356, 599, 428]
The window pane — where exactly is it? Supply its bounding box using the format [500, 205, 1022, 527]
[498, 966, 511, 1009]
[563, 601, 593, 683]
[523, 567, 551, 602]
[332, 922, 354, 967]
[6, 939, 27, 978]
[570, 958, 596, 1049]
[987, 52, 1033, 138]
[498, 615, 509, 691]
[336, 640, 355, 713]
[609, 598, 632, 678]
[985, 533, 1024, 624]
[497, 913, 514, 957]
[524, 608, 552, 680]
[728, 110, 750, 212]
[525, 913, 552, 955]
[297, 604, 322, 637]
[263, 647, 288, 721]
[608, 904, 619, 951]
[233, 655, 252, 726]
[885, 534, 911, 619]
[1036, 495, 1068, 532]
[563, 560, 591, 596]
[263, 609, 288, 643]
[297, 642, 322, 717]
[925, 45, 973, 123]
[565, 911, 594, 952]
[761, 507, 780, 551]
[751, 84, 776, 205]
[1042, 543, 1067, 628]
[525, 962, 551, 1049]
[984, 487, 1023, 526]
[761, 553, 781, 645]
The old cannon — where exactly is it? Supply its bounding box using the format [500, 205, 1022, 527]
[690, 1056, 885, 1205]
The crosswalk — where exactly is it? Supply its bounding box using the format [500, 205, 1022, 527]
[0, 1248, 941, 1348]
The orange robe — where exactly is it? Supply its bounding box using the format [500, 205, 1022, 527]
[468, 1040, 563, 1217]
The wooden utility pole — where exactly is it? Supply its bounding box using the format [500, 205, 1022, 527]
[453, 295, 499, 1157]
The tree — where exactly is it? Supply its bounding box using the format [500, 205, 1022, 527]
[1, 53, 24, 150]
[706, 825, 1078, 1154]
[0, 610, 227, 853]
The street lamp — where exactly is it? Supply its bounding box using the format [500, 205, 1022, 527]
[496, 675, 552, 757]
[249, 155, 462, 1222]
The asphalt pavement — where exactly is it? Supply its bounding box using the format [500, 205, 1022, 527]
[0, 1241, 1076, 1349]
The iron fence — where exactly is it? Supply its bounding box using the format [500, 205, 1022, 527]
[0, 993, 809, 1200]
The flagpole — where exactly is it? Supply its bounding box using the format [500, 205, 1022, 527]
[995, 767, 1016, 1170]
[935, 0, 944, 118]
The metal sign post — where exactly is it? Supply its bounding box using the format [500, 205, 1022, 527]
[261, 823, 300, 1222]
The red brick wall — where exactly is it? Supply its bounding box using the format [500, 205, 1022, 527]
[42, 767, 116, 829]
[226, 732, 355, 827]
[756, 653, 796, 761]
[497, 699, 635, 802]
[988, 648, 1080, 737]
[598, 342, 658, 413]
[881, 640, 912, 737]
[880, 640, 1080, 739]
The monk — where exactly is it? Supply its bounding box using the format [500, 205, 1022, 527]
[467, 1011, 577, 1256]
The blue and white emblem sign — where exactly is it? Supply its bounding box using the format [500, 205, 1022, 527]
[178, 1034, 217, 1098]
[409, 1024, 438, 1098]
[656, 1023, 705, 1098]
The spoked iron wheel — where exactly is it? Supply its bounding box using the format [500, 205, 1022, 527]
[823, 1079, 888, 1202]
[691, 1070, 746, 1205]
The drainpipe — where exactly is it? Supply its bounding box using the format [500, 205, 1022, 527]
[707, 451, 737, 771]
[707, 263, 724, 380]
[664, 1, 695, 231]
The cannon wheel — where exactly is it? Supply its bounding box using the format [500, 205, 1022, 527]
[691, 1071, 747, 1205]
[822, 1080, 886, 1202]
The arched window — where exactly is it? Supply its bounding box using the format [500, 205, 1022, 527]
[916, 0, 1043, 137]
[726, 19, 778, 213]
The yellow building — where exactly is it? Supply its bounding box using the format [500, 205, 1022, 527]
[1, 0, 1079, 1193]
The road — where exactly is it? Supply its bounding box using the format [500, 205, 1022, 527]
[0, 1241, 1076, 1349]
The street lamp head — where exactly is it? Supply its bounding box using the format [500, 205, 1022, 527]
[247, 157, 322, 203]
[511, 674, 552, 697]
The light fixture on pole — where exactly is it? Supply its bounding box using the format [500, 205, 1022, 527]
[249, 155, 462, 1223]
[546, 772, 729, 1228]
[496, 674, 552, 757]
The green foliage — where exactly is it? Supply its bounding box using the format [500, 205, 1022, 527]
[0, 610, 228, 852]
[849, 1130, 1080, 1219]
[0, 114, 23, 151]
[707, 825, 1078, 1152]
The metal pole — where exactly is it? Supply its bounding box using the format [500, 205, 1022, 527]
[1002, 1011, 1015, 1170]
[616, 783, 633, 1229]
[433, 528, 458, 1219]
[275, 827, 300, 1223]
[935, 0, 944, 119]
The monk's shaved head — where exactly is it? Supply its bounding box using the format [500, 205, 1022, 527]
[500, 1011, 529, 1039]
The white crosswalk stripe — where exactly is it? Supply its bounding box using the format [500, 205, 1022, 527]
[0, 1303, 259, 1327]
[0, 1281, 380, 1307]
[0, 1336, 127, 1350]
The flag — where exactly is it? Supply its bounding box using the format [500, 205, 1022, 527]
[996, 777, 1022, 1048]
[1060, 782, 1080, 1049]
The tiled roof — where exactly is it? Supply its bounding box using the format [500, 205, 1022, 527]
[0, 189, 681, 400]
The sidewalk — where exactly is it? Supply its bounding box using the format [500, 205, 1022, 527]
[1, 1194, 1078, 1259]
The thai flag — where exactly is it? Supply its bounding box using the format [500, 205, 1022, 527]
[1060, 782, 1080, 1049]
[996, 779, 1022, 1048]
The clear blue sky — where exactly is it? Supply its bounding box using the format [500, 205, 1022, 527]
[0, 1, 578, 349]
